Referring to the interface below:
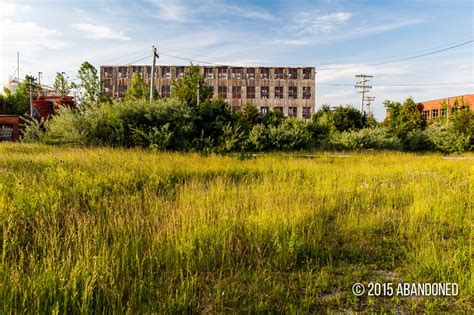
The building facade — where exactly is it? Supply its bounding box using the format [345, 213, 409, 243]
[100, 65, 316, 119]
[417, 94, 474, 120]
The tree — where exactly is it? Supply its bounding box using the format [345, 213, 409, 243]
[53, 72, 71, 97]
[125, 71, 149, 101]
[77, 61, 107, 106]
[384, 97, 425, 139]
[170, 64, 211, 108]
[331, 105, 366, 132]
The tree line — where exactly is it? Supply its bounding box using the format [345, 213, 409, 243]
[3, 61, 472, 153]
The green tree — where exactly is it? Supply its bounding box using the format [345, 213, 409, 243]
[331, 105, 366, 132]
[170, 64, 211, 108]
[125, 71, 150, 101]
[384, 97, 425, 139]
[77, 61, 107, 106]
[53, 72, 71, 97]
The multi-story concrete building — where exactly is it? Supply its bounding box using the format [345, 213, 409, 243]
[100, 65, 316, 119]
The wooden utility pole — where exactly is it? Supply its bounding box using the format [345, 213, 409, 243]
[150, 46, 159, 102]
[355, 74, 373, 112]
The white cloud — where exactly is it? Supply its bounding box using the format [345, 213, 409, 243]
[285, 11, 352, 35]
[147, 0, 191, 22]
[0, 19, 67, 50]
[147, 0, 274, 22]
[0, 2, 31, 17]
[72, 23, 130, 41]
[272, 39, 311, 46]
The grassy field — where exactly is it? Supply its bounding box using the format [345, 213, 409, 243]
[0, 143, 472, 313]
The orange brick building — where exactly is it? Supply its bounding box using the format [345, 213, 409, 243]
[417, 94, 474, 120]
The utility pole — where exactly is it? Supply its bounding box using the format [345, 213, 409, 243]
[355, 74, 373, 113]
[28, 76, 36, 117]
[61, 72, 66, 96]
[17, 51, 20, 83]
[150, 46, 159, 102]
[365, 96, 376, 115]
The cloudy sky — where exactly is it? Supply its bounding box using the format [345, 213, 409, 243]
[0, 0, 472, 120]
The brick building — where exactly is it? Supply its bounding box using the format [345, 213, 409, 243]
[417, 94, 474, 120]
[100, 65, 316, 119]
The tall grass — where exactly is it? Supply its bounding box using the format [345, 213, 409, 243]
[0, 143, 472, 312]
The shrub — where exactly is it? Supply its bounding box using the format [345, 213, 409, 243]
[331, 127, 403, 150]
[268, 118, 312, 150]
[425, 123, 471, 153]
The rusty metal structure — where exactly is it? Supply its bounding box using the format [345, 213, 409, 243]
[101, 65, 316, 119]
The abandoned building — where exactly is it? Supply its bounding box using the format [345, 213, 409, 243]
[100, 65, 316, 119]
[417, 94, 474, 120]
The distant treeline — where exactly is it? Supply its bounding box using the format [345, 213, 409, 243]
[18, 63, 473, 153]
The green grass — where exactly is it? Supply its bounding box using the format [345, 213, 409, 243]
[0, 143, 472, 313]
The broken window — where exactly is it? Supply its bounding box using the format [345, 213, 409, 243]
[161, 85, 170, 98]
[103, 67, 113, 78]
[260, 106, 269, 115]
[275, 86, 283, 99]
[232, 68, 243, 79]
[246, 68, 255, 79]
[288, 68, 298, 79]
[218, 67, 228, 79]
[118, 67, 128, 78]
[260, 68, 269, 79]
[261, 86, 269, 99]
[218, 86, 227, 98]
[204, 67, 214, 79]
[289, 86, 297, 99]
[232, 86, 241, 98]
[303, 107, 311, 119]
[288, 107, 297, 117]
[161, 67, 171, 78]
[274, 68, 284, 79]
[303, 68, 311, 80]
[176, 67, 185, 78]
[303, 87, 311, 99]
[246, 86, 255, 99]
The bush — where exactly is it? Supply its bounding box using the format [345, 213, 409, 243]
[425, 123, 471, 153]
[331, 127, 403, 150]
[268, 118, 312, 151]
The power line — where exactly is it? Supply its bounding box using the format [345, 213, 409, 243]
[154, 38, 473, 67]
[318, 40, 473, 71]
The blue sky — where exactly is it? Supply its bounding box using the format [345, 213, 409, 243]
[0, 0, 472, 119]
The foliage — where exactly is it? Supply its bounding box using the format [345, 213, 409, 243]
[425, 123, 471, 153]
[125, 71, 150, 101]
[76, 61, 108, 107]
[170, 65, 211, 108]
[384, 97, 425, 140]
[331, 127, 403, 150]
[53, 72, 71, 97]
[331, 105, 367, 132]
[2, 76, 36, 115]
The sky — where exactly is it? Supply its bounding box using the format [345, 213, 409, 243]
[0, 0, 472, 120]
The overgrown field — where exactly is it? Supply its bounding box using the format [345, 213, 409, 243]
[0, 143, 472, 313]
